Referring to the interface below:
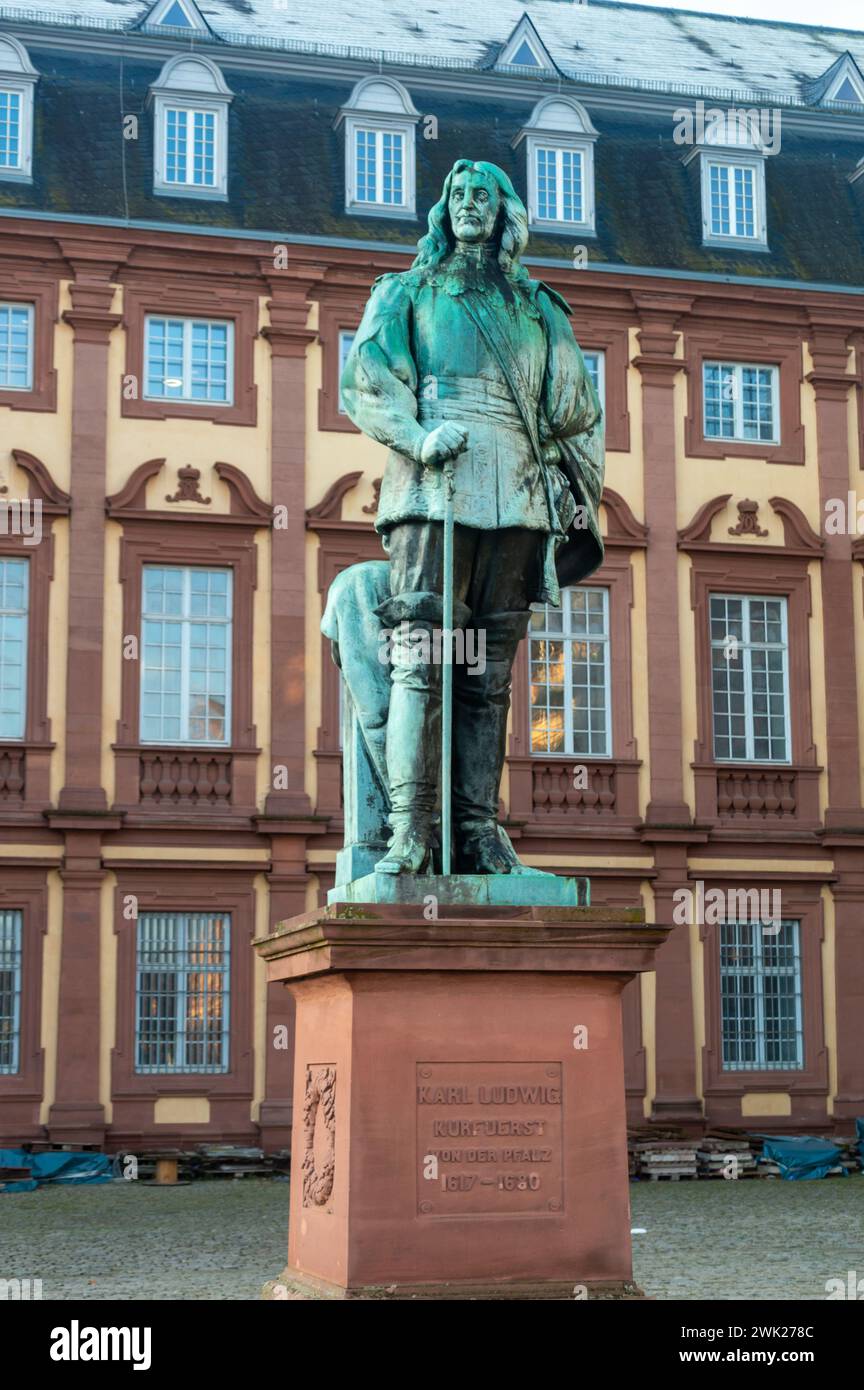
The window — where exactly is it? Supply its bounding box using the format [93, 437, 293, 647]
[0, 909, 22, 1074]
[149, 55, 232, 199]
[495, 15, 557, 74]
[703, 361, 778, 444]
[337, 330, 355, 414]
[710, 594, 790, 763]
[0, 36, 37, 183]
[0, 303, 32, 391]
[720, 919, 803, 1071]
[696, 150, 767, 247]
[142, 0, 210, 30]
[582, 348, 605, 409]
[337, 77, 418, 218]
[529, 586, 610, 757]
[135, 911, 230, 1074]
[0, 557, 27, 740]
[144, 316, 232, 404]
[140, 566, 232, 745]
[536, 146, 584, 225]
[517, 98, 598, 235]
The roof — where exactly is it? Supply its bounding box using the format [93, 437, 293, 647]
[3, 0, 864, 107]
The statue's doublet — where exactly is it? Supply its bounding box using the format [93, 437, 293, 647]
[340, 256, 605, 599]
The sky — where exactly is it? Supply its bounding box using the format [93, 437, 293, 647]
[630, 0, 863, 29]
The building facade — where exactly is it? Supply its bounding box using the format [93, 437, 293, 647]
[1, 0, 864, 1150]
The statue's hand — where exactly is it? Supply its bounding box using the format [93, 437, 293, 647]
[420, 422, 468, 467]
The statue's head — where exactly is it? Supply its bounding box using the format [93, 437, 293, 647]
[413, 160, 529, 283]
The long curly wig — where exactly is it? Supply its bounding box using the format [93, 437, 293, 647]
[412, 160, 530, 286]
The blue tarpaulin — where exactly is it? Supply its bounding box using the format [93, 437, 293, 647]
[0, 1149, 112, 1194]
[759, 1136, 844, 1180]
[857, 1118, 864, 1158]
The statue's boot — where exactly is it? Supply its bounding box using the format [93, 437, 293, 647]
[452, 610, 532, 875]
[374, 591, 470, 875]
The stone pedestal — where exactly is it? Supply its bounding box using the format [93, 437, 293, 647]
[254, 901, 668, 1300]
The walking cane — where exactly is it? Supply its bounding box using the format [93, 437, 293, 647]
[440, 456, 456, 876]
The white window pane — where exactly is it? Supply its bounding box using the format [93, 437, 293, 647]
[711, 593, 789, 763]
[140, 567, 232, 745]
[529, 588, 610, 758]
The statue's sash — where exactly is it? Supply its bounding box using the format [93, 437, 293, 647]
[458, 289, 565, 603]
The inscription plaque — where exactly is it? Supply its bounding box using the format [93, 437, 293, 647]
[416, 1061, 564, 1217]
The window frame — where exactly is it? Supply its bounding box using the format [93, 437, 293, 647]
[143, 313, 234, 407]
[528, 585, 612, 759]
[702, 360, 780, 446]
[526, 133, 596, 235]
[0, 300, 33, 392]
[709, 592, 791, 766]
[139, 563, 233, 748]
[699, 149, 768, 250]
[343, 113, 416, 218]
[0, 554, 29, 742]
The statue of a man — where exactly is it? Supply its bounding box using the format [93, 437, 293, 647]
[340, 159, 604, 876]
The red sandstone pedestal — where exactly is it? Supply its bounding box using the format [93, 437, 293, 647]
[254, 902, 668, 1300]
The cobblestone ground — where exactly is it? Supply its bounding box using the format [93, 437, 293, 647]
[1, 1176, 861, 1300]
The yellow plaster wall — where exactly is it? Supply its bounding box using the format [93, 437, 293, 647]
[38, 868, 64, 1125]
[100, 872, 117, 1124]
[821, 885, 838, 1112]
[251, 872, 270, 1122]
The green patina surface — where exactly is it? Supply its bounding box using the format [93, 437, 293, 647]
[328, 870, 590, 908]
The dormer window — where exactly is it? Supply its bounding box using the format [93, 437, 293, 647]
[514, 97, 598, 235]
[0, 36, 37, 183]
[682, 116, 768, 250]
[495, 16, 559, 75]
[139, 0, 212, 33]
[335, 78, 419, 219]
[149, 55, 232, 200]
[808, 52, 864, 108]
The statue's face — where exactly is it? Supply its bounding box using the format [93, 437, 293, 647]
[448, 168, 501, 246]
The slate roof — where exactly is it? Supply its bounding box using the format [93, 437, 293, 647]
[1, 2, 864, 289]
[6, 0, 864, 105]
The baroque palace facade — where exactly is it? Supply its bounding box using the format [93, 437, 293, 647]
[2, 0, 864, 1150]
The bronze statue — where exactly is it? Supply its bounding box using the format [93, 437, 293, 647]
[335, 159, 604, 877]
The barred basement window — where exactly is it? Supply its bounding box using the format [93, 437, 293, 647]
[135, 911, 230, 1074]
[703, 361, 778, 444]
[0, 556, 28, 739]
[529, 586, 611, 756]
[140, 566, 232, 745]
[0, 909, 22, 1074]
[710, 594, 790, 763]
[144, 316, 233, 404]
[0, 302, 33, 390]
[720, 919, 803, 1071]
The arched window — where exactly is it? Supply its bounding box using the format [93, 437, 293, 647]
[335, 77, 419, 219]
[0, 36, 38, 183]
[148, 55, 233, 199]
[514, 97, 598, 235]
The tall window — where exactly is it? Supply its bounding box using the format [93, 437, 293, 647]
[535, 146, 584, 225]
[164, 107, 216, 188]
[0, 302, 33, 390]
[703, 361, 778, 444]
[140, 566, 232, 745]
[0, 909, 22, 1074]
[710, 594, 790, 763]
[338, 329, 355, 414]
[530, 586, 610, 757]
[135, 911, 230, 1074]
[582, 348, 605, 409]
[144, 316, 232, 404]
[0, 88, 20, 169]
[720, 919, 803, 1071]
[0, 557, 28, 739]
[354, 128, 405, 208]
